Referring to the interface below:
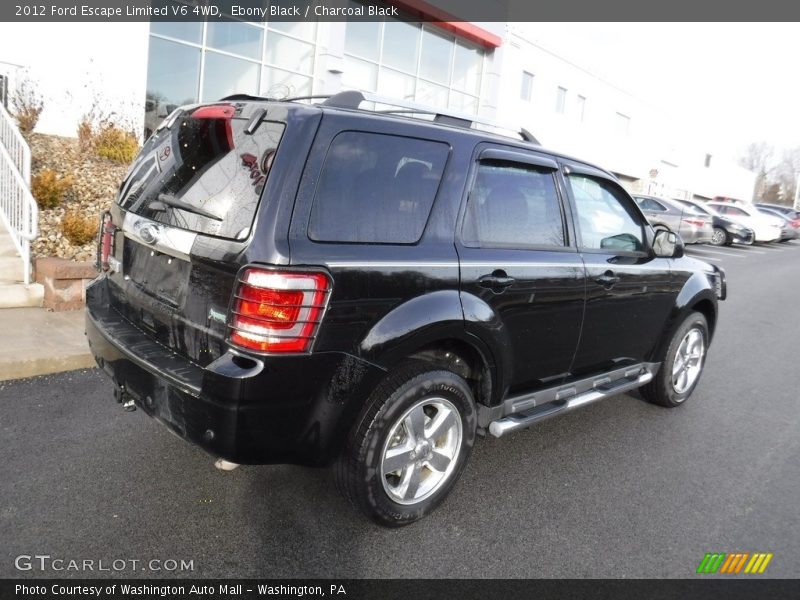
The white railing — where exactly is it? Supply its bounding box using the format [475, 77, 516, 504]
[0, 103, 31, 185]
[0, 104, 36, 285]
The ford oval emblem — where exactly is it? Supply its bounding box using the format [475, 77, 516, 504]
[137, 221, 160, 245]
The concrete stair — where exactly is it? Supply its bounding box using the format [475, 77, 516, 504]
[0, 231, 43, 308]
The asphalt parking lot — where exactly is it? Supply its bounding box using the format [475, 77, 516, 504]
[1, 241, 798, 579]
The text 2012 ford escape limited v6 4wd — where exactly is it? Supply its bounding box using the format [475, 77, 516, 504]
[86, 91, 726, 526]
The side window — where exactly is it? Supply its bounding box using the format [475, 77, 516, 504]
[567, 174, 644, 253]
[727, 207, 746, 217]
[462, 160, 565, 249]
[635, 197, 666, 212]
[308, 132, 448, 244]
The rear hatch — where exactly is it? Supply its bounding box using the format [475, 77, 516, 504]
[105, 102, 287, 367]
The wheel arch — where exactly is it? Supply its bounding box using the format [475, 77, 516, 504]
[647, 284, 717, 363]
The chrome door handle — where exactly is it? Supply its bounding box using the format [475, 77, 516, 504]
[595, 271, 620, 287]
[479, 274, 516, 291]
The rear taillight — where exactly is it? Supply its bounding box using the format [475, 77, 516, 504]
[229, 268, 331, 353]
[682, 218, 706, 227]
[97, 211, 115, 272]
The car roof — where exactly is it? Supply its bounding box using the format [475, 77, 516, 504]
[223, 93, 618, 181]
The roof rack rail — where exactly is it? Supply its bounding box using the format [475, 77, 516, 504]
[282, 95, 333, 103]
[322, 91, 540, 145]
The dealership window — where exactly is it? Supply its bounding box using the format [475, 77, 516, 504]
[145, 6, 317, 136]
[343, 13, 486, 114]
[576, 95, 586, 121]
[556, 86, 567, 114]
[145, 36, 201, 122]
[520, 71, 534, 101]
[615, 112, 631, 136]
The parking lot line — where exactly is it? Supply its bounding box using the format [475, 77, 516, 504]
[687, 247, 744, 259]
[686, 253, 722, 262]
[728, 247, 766, 254]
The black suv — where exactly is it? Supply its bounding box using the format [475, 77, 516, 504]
[86, 91, 726, 526]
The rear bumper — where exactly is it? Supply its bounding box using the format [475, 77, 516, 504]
[85, 277, 385, 466]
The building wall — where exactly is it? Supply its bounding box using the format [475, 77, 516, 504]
[0, 18, 756, 203]
[0, 23, 149, 138]
[496, 25, 756, 203]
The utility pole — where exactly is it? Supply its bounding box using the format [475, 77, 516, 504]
[795, 172, 800, 210]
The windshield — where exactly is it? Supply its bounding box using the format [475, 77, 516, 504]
[118, 105, 285, 240]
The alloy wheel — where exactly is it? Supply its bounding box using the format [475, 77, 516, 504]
[672, 327, 705, 395]
[380, 397, 463, 505]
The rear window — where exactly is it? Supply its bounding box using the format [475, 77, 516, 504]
[308, 132, 448, 244]
[118, 105, 285, 240]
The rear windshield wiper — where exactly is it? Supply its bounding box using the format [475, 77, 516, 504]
[148, 193, 223, 221]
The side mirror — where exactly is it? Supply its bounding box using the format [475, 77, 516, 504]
[652, 229, 684, 258]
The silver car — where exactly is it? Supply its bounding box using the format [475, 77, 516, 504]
[633, 195, 714, 244]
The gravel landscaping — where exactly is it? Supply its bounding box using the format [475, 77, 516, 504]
[29, 133, 130, 262]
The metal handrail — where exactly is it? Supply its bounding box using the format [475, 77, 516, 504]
[0, 102, 31, 185]
[0, 135, 37, 285]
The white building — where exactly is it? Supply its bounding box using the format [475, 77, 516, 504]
[0, 11, 755, 202]
[495, 25, 756, 202]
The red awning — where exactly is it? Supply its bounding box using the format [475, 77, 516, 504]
[389, 0, 503, 49]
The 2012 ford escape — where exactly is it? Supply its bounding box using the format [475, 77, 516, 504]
[86, 91, 726, 526]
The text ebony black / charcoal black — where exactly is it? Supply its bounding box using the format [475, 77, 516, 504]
[85, 91, 726, 526]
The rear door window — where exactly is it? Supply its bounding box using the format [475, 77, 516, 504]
[118, 105, 285, 240]
[307, 132, 449, 244]
[462, 160, 566, 249]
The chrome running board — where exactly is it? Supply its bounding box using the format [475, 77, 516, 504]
[487, 362, 660, 439]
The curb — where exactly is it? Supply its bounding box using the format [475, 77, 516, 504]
[0, 353, 97, 382]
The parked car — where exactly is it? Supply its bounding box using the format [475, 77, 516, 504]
[632, 195, 714, 244]
[707, 201, 782, 243]
[754, 202, 800, 223]
[85, 91, 726, 526]
[672, 198, 754, 246]
[756, 207, 799, 241]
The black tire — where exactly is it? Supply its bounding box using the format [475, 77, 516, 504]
[335, 361, 477, 527]
[641, 312, 709, 408]
[710, 227, 729, 246]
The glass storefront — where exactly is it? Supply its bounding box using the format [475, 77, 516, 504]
[145, 3, 487, 135]
[145, 13, 317, 136]
[342, 17, 485, 113]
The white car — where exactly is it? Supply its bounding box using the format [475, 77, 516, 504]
[707, 202, 783, 242]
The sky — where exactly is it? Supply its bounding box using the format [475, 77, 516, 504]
[519, 23, 800, 164]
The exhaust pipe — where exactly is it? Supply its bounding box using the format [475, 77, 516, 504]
[214, 459, 240, 471]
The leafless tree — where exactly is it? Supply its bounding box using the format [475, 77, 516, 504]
[738, 142, 798, 203]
